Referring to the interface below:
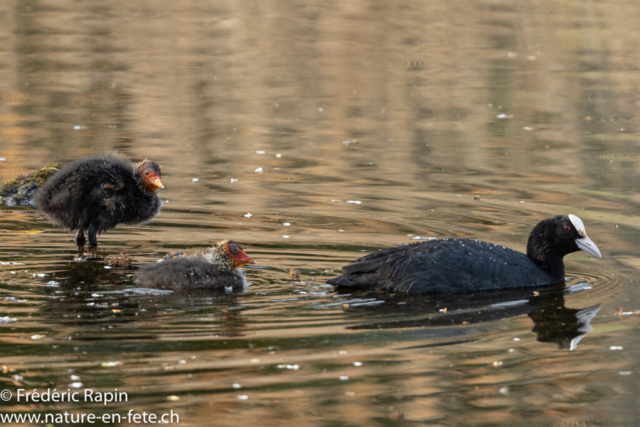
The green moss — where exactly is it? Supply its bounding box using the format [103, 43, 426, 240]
[0, 162, 61, 206]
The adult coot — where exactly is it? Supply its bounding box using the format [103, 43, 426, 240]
[35, 155, 163, 247]
[327, 215, 601, 294]
[136, 240, 255, 289]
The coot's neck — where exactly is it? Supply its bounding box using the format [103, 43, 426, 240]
[526, 233, 565, 281]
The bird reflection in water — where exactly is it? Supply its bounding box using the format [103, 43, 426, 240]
[342, 283, 600, 350]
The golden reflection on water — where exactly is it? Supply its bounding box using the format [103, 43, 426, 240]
[1, 0, 640, 425]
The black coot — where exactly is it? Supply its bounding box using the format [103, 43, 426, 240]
[136, 240, 255, 289]
[35, 155, 163, 247]
[327, 215, 601, 294]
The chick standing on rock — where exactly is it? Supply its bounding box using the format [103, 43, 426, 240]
[35, 155, 163, 248]
[136, 240, 256, 289]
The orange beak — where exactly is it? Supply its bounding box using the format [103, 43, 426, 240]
[148, 175, 164, 191]
[233, 249, 255, 267]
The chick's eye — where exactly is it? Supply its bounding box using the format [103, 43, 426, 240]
[144, 171, 150, 176]
[564, 226, 572, 232]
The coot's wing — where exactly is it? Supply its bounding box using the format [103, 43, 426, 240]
[330, 244, 421, 291]
[342, 245, 413, 275]
[92, 174, 125, 204]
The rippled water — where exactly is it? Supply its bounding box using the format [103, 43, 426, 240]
[1, 0, 640, 425]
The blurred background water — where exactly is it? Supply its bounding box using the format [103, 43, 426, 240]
[1, 0, 640, 425]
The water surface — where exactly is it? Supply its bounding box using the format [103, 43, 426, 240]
[1, 0, 640, 425]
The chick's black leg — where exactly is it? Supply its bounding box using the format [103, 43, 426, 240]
[87, 224, 98, 247]
[74, 229, 86, 247]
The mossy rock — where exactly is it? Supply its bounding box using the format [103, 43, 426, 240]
[0, 163, 62, 207]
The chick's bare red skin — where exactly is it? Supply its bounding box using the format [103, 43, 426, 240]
[35, 155, 163, 247]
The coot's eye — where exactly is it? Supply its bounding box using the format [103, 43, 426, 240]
[564, 226, 572, 232]
[144, 171, 150, 176]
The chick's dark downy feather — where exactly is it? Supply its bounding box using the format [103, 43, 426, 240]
[136, 240, 253, 290]
[35, 155, 161, 233]
[136, 257, 246, 290]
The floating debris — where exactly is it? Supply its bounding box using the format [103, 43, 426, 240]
[342, 140, 357, 145]
[101, 361, 122, 367]
[166, 396, 181, 402]
[281, 235, 291, 239]
[276, 154, 282, 158]
[610, 346, 623, 351]
[31, 334, 45, 340]
[282, 222, 291, 226]
[498, 386, 509, 395]
[104, 266, 112, 270]
[105, 253, 135, 268]
[496, 114, 513, 119]
[237, 395, 249, 400]
[353, 362, 363, 367]
[276, 364, 299, 370]
[230, 178, 239, 183]
[4, 297, 27, 303]
[339, 376, 349, 381]
[192, 178, 199, 182]
[390, 411, 404, 421]
[70, 375, 80, 381]
[0, 317, 17, 324]
[255, 167, 263, 173]
[524, 126, 533, 131]
[346, 200, 362, 204]
[243, 213, 253, 218]
[69, 382, 83, 388]
[493, 361, 503, 367]
[73, 125, 87, 130]
[256, 151, 265, 154]
[232, 383, 242, 389]
[46, 281, 60, 287]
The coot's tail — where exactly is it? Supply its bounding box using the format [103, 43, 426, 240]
[327, 273, 387, 290]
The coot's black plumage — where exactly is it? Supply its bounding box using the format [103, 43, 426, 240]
[136, 240, 255, 289]
[35, 155, 163, 247]
[327, 215, 602, 294]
